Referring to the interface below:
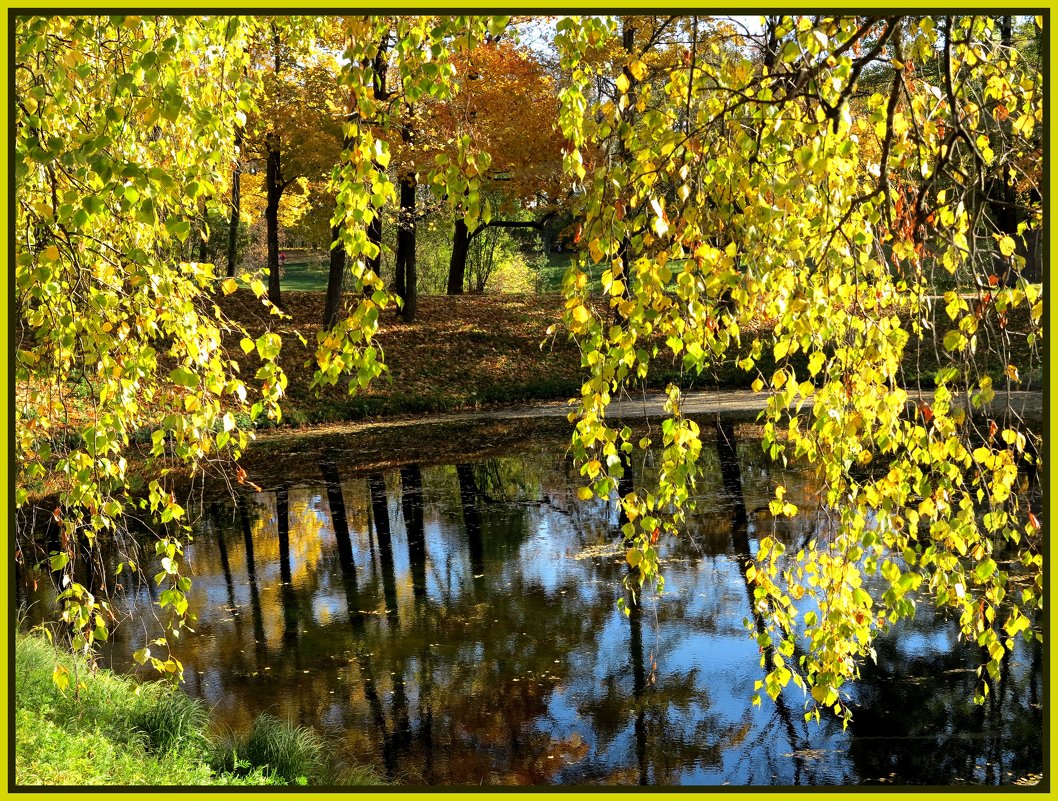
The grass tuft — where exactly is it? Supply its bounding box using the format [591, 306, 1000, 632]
[212, 713, 325, 785]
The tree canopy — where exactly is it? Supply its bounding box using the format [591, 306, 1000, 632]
[14, 14, 1044, 721]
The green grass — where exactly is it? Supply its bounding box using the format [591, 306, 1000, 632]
[273, 249, 578, 293]
[533, 252, 580, 292]
[213, 714, 326, 785]
[14, 632, 384, 787]
[273, 251, 331, 292]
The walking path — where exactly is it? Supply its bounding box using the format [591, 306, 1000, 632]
[256, 388, 1043, 445]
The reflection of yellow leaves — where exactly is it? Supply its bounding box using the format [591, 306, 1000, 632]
[245, 490, 324, 583]
[288, 492, 325, 582]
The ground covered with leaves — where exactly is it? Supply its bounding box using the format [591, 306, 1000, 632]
[221, 290, 668, 426]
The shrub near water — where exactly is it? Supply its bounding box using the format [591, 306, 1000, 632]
[14, 633, 381, 786]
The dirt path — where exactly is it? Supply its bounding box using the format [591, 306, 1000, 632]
[254, 388, 1043, 445]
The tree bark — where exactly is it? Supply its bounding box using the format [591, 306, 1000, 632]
[265, 137, 283, 307]
[322, 223, 346, 329]
[366, 208, 383, 289]
[366, 38, 390, 294]
[447, 218, 471, 294]
[226, 127, 242, 277]
[614, 18, 639, 327]
[395, 168, 417, 321]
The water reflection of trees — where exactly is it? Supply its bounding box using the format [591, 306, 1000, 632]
[18, 432, 1041, 787]
[848, 606, 1043, 785]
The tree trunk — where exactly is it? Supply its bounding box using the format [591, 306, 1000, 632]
[322, 223, 346, 329]
[447, 218, 471, 295]
[226, 127, 243, 278]
[395, 170, 417, 321]
[265, 140, 283, 307]
[366, 207, 383, 290]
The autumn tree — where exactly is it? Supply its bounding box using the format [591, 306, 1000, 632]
[554, 14, 1043, 722]
[15, 14, 1043, 730]
[420, 39, 565, 295]
[243, 19, 342, 306]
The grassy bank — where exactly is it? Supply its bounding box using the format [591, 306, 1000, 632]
[14, 633, 384, 787]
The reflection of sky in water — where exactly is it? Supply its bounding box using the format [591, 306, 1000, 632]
[18, 431, 1043, 786]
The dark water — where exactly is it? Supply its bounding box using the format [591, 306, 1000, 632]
[18, 419, 1043, 786]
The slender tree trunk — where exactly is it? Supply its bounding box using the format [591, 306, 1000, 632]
[614, 18, 639, 326]
[366, 207, 383, 289]
[447, 218, 471, 295]
[196, 224, 208, 263]
[322, 223, 346, 329]
[394, 116, 417, 320]
[226, 127, 243, 277]
[265, 139, 283, 307]
[395, 170, 417, 320]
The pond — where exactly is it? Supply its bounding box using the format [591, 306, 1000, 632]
[18, 415, 1043, 786]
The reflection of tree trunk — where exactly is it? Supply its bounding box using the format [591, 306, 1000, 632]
[417, 637, 435, 783]
[456, 464, 484, 579]
[369, 473, 400, 627]
[275, 485, 298, 644]
[238, 499, 267, 649]
[715, 419, 749, 544]
[628, 591, 649, 786]
[391, 666, 412, 751]
[349, 638, 393, 779]
[401, 465, 427, 600]
[328, 471, 397, 777]
[216, 527, 240, 621]
[276, 486, 292, 584]
[321, 462, 356, 580]
[716, 419, 805, 761]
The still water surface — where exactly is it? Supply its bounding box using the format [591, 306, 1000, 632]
[20, 418, 1042, 786]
